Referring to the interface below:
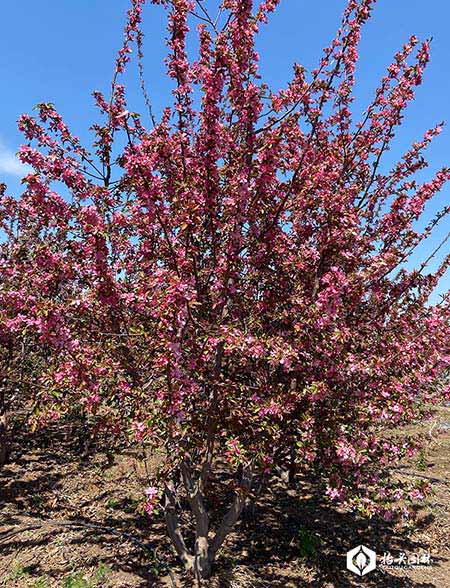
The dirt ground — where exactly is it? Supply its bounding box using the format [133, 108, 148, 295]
[0, 407, 449, 588]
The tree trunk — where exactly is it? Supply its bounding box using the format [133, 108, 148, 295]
[288, 446, 297, 487]
[0, 385, 9, 467]
[180, 462, 211, 580]
[163, 462, 253, 580]
[207, 465, 253, 566]
[164, 481, 194, 571]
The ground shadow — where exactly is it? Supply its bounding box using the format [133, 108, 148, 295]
[1, 418, 447, 588]
[208, 473, 443, 588]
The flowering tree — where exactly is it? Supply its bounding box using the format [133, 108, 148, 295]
[1, 0, 449, 579]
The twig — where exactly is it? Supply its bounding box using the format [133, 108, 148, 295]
[391, 468, 450, 487]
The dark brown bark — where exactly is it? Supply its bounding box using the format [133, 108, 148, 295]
[163, 462, 254, 580]
[181, 462, 211, 580]
[208, 465, 253, 563]
[164, 481, 194, 571]
[0, 385, 9, 467]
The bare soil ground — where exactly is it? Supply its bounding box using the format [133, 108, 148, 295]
[0, 407, 449, 588]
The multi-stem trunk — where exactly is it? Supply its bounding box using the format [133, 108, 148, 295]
[164, 461, 253, 580]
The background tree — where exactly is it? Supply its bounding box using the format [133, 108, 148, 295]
[0, 0, 449, 580]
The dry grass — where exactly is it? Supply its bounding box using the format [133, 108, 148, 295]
[1, 407, 449, 587]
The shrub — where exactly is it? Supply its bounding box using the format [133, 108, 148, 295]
[1, 0, 449, 579]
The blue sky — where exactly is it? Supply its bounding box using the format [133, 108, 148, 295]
[0, 0, 448, 300]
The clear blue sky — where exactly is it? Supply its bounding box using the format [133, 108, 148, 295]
[0, 0, 448, 301]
